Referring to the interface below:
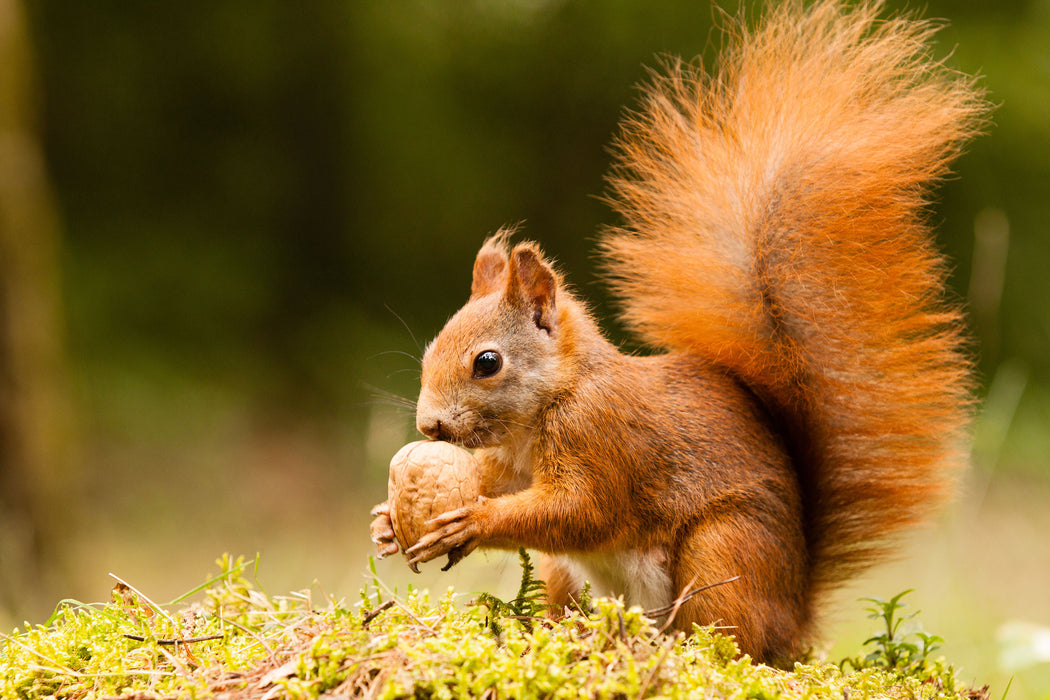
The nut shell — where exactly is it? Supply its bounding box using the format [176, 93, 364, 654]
[387, 440, 480, 555]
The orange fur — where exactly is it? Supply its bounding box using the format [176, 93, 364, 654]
[600, 0, 986, 604]
[378, 0, 987, 664]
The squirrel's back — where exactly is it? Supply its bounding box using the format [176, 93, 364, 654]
[600, 0, 987, 604]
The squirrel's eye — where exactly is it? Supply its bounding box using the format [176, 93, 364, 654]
[473, 350, 502, 378]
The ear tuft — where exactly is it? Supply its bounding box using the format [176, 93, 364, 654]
[471, 229, 514, 297]
[508, 242, 558, 335]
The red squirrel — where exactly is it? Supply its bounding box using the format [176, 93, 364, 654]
[370, 0, 986, 663]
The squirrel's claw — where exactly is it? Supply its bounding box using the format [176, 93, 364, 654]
[442, 546, 469, 571]
[371, 524, 394, 540]
[369, 502, 399, 559]
[372, 538, 399, 559]
[424, 505, 474, 529]
[405, 506, 480, 568]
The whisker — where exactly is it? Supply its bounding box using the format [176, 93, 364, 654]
[386, 368, 422, 380]
[488, 416, 535, 431]
[363, 398, 416, 412]
[363, 383, 419, 410]
[368, 349, 422, 365]
[364, 403, 416, 417]
[385, 304, 424, 358]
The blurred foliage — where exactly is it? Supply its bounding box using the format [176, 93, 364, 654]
[22, 0, 1050, 438]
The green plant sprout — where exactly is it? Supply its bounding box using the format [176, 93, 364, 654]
[841, 588, 957, 690]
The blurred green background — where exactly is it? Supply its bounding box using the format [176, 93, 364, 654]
[2, 0, 1048, 695]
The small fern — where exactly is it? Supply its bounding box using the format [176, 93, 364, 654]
[512, 547, 549, 621]
[475, 548, 550, 635]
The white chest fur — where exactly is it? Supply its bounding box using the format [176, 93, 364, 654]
[556, 548, 674, 614]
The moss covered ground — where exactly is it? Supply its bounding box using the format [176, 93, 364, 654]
[1, 553, 988, 699]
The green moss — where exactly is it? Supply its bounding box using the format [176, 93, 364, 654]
[0, 554, 982, 699]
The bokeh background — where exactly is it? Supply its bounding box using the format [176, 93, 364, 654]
[2, 0, 1049, 695]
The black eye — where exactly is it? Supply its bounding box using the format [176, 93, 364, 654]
[473, 350, 502, 378]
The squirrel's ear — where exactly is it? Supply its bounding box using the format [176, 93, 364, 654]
[471, 236, 509, 297]
[508, 243, 557, 335]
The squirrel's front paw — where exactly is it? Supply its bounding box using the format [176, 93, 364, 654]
[405, 499, 485, 571]
[369, 502, 400, 559]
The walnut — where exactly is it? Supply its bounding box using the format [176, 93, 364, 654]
[387, 440, 480, 571]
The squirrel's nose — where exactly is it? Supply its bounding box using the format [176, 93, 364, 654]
[417, 416, 444, 441]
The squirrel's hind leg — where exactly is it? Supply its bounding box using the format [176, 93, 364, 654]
[672, 508, 809, 664]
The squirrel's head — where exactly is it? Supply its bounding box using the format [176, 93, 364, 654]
[416, 231, 578, 449]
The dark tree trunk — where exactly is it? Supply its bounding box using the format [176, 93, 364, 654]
[0, 0, 74, 624]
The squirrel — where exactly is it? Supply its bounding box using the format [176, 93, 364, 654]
[370, 0, 986, 664]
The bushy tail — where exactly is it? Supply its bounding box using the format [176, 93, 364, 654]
[600, 0, 987, 602]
